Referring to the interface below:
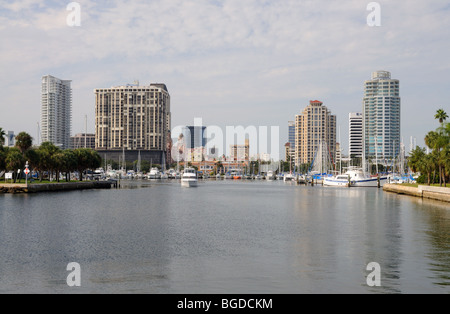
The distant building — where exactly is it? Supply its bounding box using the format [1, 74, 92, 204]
[231, 139, 250, 162]
[336, 142, 342, 163]
[41, 75, 72, 149]
[288, 121, 295, 159]
[363, 71, 401, 160]
[183, 126, 207, 149]
[285, 142, 291, 162]
[5, 131, 15, 147]
[70, 133, 95, 149]
[349, 112, 363, 158]
[95, 82, 171, 164]
[295, 100, 337, 167]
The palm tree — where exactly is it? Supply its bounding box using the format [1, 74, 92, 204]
[15, 132, 33, 155]
[435, 109, 448, 125]
[0, 128, 6, 146]
[5, 148, 25, 183]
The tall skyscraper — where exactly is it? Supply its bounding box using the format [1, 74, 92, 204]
[41, 75, 72, 149]
[349, 112, 363, 158]
[363, 71, 401, 160]
[295, 100, 337, 167]
[95, 82, 171, 163]
[288, 121, 295, 159]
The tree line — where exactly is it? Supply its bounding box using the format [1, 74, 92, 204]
[409, 109, 450, 186]
[0, 130, 101, 183]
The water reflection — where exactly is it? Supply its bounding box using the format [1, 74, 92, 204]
[0, 181, 449, 293]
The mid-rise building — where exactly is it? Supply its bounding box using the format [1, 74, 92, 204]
[295, 100, 337, 167]
[95, 82, 171, 164]
[363, 71, 401, 160]
[70, 133, 95, 150]
[41, 75, 72, 149]
[349, 112, 363, 158]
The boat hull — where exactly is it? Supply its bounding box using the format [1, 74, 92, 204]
[350, 177, 388, 187]
[181, 179, 198, 187]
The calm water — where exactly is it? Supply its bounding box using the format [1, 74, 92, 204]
[0, 180, 449, 294]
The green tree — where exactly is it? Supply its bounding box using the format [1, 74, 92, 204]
[62, 150, 78, 182]
[409, 146, 426, 173]
[0, 146, 7, 172]
[37, 142, 60, 182]
[5, 148, 25, 183]
[15, 132, 33, 155]
[74, 149, 101, 181]
[0, 128, 6, 146]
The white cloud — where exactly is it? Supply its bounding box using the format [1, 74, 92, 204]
[0, 0, 449, 154]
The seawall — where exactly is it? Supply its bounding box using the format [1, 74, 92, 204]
[383, 184, 450, 203]
[0, 181, 113, 194]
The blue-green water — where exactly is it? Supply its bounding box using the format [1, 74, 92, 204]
[0, 180, 449, 293]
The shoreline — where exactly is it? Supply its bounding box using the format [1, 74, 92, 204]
[383, 184, 450, 203]
[0, 181, 113, 194]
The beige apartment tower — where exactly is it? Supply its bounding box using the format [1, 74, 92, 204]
[95, 82, 171, 164]
[295, 100, 337, 168]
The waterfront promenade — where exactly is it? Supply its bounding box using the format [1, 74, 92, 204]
[0, 181, 113, 194]
[383, 184, 450, 203]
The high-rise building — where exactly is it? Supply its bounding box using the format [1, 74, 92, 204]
[70, 133, 95, 150]
[294, 100, 337, 167]
[363, 71, 401, 160]
[41, 75, 72, 149]
[231, 139, 250, 162]
[95, 82, 171, 163]
[5, 131, 15, 147]
[349, 112, 363, 158]
[183, 126, 207, 149]
[288, 121, 295, 158]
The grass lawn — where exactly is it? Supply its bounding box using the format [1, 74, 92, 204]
[401, 183, 449, 188]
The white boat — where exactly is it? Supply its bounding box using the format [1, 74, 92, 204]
[148, 168, 161, 180]
[324, 168, 387, 187]
[181, 168, 198, 187]
[283, 173, 295, 182]
[266, 171, 276, 181]
[323, 174, 350, 187]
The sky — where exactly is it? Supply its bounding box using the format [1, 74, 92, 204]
[0, 0, 449, 157]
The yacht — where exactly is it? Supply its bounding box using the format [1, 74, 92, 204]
[148, 168, 161, 180]
[266, 171, 276, 181]
[283, 173, 295, 182]
[324, 168, 388, 187]
[181, 168, 198, 187]
[323, 174, 350, 187]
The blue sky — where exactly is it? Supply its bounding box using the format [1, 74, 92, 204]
[0, 0, 449, 156]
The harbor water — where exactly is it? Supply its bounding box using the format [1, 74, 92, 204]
[0, 180, 449, 294]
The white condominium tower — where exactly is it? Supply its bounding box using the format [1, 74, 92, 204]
[41, 75, 72, 149]
[95, 82, 171, 164]
[363, 71, 401, 160]
[349, 112, 363, 158]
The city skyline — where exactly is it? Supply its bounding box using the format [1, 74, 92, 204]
[1, 1, 449, 156]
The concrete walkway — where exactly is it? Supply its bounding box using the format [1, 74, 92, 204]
[384, 184, 450, 203]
